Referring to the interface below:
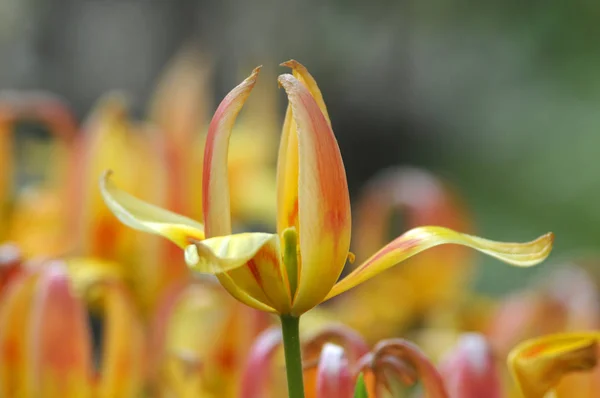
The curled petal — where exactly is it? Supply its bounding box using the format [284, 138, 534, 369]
[278, 73, 351, 316]
[327, 227, 554, 300]
[203, 67, 261, 238]
[240, 327, 283, 398]
[186, 233, 289, 313]
[98, 283, 145, 398]
[316, 343, 354, 398]
[29, 264, 93, 397]
[508, 332, 600, 398]
[371, 339, 448, 398]
[439, 333, 502, 398]
[304, 324, 370, 364]
[100, 170, 205, 248]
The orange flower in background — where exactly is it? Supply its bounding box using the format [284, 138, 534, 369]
[101, 60, 554, 317]
[332, 167, 475, 340]
[0, 261, 145, 398]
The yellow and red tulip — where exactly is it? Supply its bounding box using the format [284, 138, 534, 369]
[100, 60, 554, 317]
[508, 332, 600, 398]
[0, 260, 145, 397]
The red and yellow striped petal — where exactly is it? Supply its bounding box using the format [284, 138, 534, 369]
[203, 67, 260, 238]
[277, 73, 351, 316]
[326, 226, 554, 300]
[508, 332, 600, 398]
[100, 170, 205, 248]
[98, 282, 145, 398]
[186, 233, 290, 313]
[29, 264, 93, 397]
[276, 61, 331, 240]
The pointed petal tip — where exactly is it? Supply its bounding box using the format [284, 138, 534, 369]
[280, 59, 303, 69]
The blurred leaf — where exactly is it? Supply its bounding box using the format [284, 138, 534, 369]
[354, 373, 368, 398]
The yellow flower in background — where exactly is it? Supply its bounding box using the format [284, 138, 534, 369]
[331, 167, 476, 341]
[508, 332, 600, 398]
[149, 280, 270, 398]
[101, 60, 554, 317]
[0, 261, 144, 398]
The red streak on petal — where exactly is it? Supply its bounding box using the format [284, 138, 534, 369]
[246, 259, 263, 289]
[520, 343, 548, 359]
[287, 199, 299, 228]
[298, 87, 350, 239]
[353, 237, 422, 276]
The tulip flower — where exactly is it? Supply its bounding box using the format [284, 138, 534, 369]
[0, 92, 77, 256]
[100, 60, 554, 397]
[508, 332, 600, 398]
[0, 261, 145, 397]
[439, 333, 502, 398]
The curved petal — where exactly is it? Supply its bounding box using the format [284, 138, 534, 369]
[280, 60, 331, 126]
[278, 73, 351, 316]
[316, 343, 354, 398]
[98, 282, 145, 398]
[370, 339, 448, 398]
[100, 170, 205, 248]
[326, 227, 554, 300]
[508, 332, 600, 398]
[29, 264, 94, 397]
[186, 233, 290, 313]
[203, 67, 261, 238]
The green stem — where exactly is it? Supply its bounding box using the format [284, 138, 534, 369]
[280, 315, 305, 398]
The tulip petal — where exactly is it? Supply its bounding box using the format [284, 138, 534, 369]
[439, 333, 502, 398]
[326, 226, 554, 300]
[98, 283, 145, 398]
[278, 73, 351, 316]
[100, 170, 205, 248]
[240, 327, 282, 398]
[370, 339, 449, 398]
[186, 233, 290, 313]
[29, 264, 94, 397]
[203, 67, 260, 238]
[0, 270, 38, 397]
[280, 60, 331, 126]
[508, 332, 600, 398]
[316, 343, 354, 398]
